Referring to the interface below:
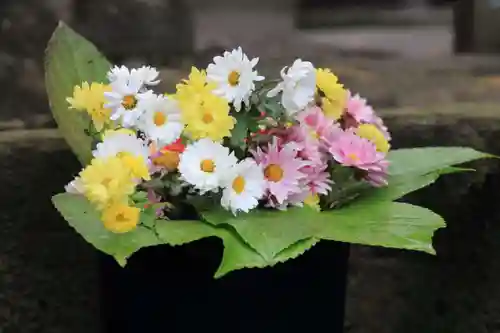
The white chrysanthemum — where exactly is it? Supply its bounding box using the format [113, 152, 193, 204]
[178, 138, 237, 193]
[104, 66, 159, 128]
[221, 158, 265, 215]
[138, 94, 184, 146]
[107, 65, 130, 82]
[207, 47, 264, 111]
[136, 65, 160, 86]
[93, 131, 149, 162]
[107, 65, 160, 87]
[267, 59, 316, 115]
[65, 176, 84, 194]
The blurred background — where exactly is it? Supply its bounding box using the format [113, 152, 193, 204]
[2, 0, 500, 332]
[3, 0, 500, 129]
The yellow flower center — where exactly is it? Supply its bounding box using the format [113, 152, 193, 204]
[264, 164, 284, 182]
[202, 112, 214, 124]
[153, 111, 167, 126]
[153, 151, 180, 172]
[101, 177, 112, 186]
[228, 71, 240, 86]
[121, 95, 137, 110]
[200, 159, 215, 173]
[102, 204, 140, 234]
[309, 129, 320, 140]
[232, 176, 246, 194]
[347, 153, 359, 162]
[115, 213, 128, 222]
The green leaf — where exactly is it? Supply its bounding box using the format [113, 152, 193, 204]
[230, 113, 250, 148]
[361, 147, 493, 202]
[155, 219, 218, 246]
[202, 208, 321, 261]
[52, 193, 161, 265]
[314, 202, 444, 254]
[387, 147, 492, 178]
[140, 210, 157, 228]
[45, 22, 111, 165]
[214, 229, 318, 278]
[52, 193, 219, 266]
[230, 111, 259, 149]
[131, 191, 148, 203]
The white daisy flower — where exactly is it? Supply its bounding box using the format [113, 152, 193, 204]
[107, 65, 160, 87]
[93, 131, 149, 162]
[138, 94, 184, 146]
[136, 65, 160, 86]
[107, 65, 130, 82]
[221, 158, 265, 215]
[65, 176, 84, 194]
[104, 66, 159, 128]
[207, 47, 265, 112]
[178, 138, 237, 193]
[267, 59, 316, 115]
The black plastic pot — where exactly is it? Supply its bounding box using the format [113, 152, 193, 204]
[99, 238, 349, 333]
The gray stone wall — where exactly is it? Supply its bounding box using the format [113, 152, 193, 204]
[0, 130, 99, 333]
[0, 0, 192, 125]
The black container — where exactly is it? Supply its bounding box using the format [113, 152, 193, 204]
[100, 238, 349, 333]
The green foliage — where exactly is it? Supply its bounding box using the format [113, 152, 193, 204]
[45, 22, 111, 165]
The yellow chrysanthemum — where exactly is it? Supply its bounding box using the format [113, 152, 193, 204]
[176, 67, 217, 100]
[304, 193, 321, 211]
[101, 203, 140, 233]
[79, 157, 136, 209]
[179, 92, 234, 141]
[316, 68, 347, 120]
[119, 154, 151, 181]
[67, 82, 113, 131]
[356, 124, 390, 153]
[175, 67, 234, 141]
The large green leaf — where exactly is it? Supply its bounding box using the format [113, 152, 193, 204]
[52, 193, 224, 266]
[202, 208, 321, 261]
[387, 147, 491, 177]
[52, 193, 161, 266]
[314, 202, 444, 254]
[215, 230, 318, 278]
[45, 22, 111, 165]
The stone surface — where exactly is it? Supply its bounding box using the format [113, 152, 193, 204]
[185, 0, 298, 57]
[345, 105, 500, 333]
[73, 0, 193, 67]
[0, 130, 100, 333]
[454, 0, 500, 53]
[0, 0, 192, 126]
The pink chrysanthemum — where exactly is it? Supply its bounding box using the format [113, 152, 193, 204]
[279, 164, 332, 208]
[284, 125, 324, 166]
[344, 90, 375, 126]
[296, 105, 334, 142]
[327, 130, 387, 174]
[252, 137, 309, 206]
[302, 163, 333, 195]
[364, 160, 390, 187]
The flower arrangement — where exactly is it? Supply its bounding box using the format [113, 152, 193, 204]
[47, 23, 492, 277]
